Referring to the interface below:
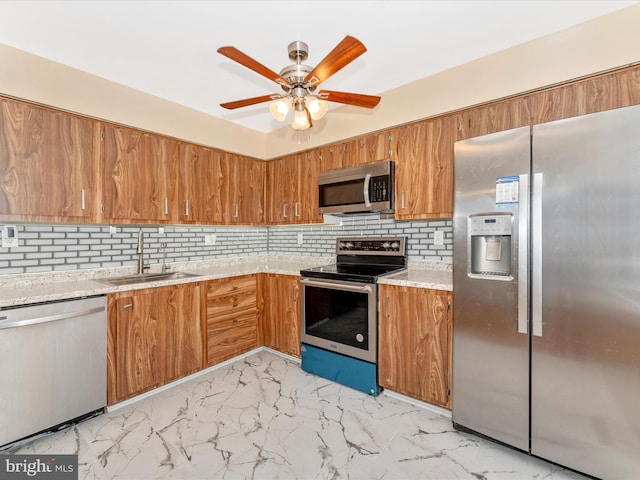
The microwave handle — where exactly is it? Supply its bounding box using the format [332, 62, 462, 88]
[363, 173, 372, 207]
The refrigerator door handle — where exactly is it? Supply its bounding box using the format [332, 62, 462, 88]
[518, 173, 529, 335]
[532, 172, 543, 337]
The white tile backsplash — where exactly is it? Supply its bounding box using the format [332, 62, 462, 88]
[0, 216, 452, 275]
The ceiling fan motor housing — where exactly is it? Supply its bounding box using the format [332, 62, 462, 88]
[279, 41, 316, 93]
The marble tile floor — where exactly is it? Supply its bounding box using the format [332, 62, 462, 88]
[5, 350, 588, 480]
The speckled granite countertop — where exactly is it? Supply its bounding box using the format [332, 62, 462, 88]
[0, 256, 453, 308]
[378, 260, 453, 291]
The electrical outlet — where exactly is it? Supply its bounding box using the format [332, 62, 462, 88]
[109, 225, 117, 235]
[204, 234, 216, 246]
[2, 225, 18, 248]
[433, 230, 444, 247]
[297, 233, 303, 245]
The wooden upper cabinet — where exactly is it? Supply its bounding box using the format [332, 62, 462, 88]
[267, 156, 292, 224]
[319, 141, 350, 172]
[0, 97, 99, 222]
[294, 150, 322, 223]
[178, 143, 225, 224]
[102, 124, 178, 223]
[267, 152, 322, 225]
[393, 116, 454, 219]
[455, 97, 529, 141]
[523, 67, 640, 126]
[352, 130, 392, 165]
[224, 153, 265, 225]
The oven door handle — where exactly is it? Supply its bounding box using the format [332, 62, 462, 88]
[300, 278, 373, 293]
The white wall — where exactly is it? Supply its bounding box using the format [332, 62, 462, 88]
[1, 4, 639, 160]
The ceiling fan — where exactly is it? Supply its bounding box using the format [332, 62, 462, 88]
[217, 35, 381, 131]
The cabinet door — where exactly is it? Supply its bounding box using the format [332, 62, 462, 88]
[102, 124, 178, 223]
[379, 285, 451, 408]
[455, 98, 528, 141]
[110, 283, 202, 403]
[353, 131, 392, 165]
[225, 154, 265, 225]
[178, 143, 225, 224]
[165, 283, 203, 382]
[267, 156, 297, 224]
[261, 274, 300, 357]
[319, 141, 351, 172]
[295, 151, 322, 224]
[114, 292, 165, 400]
[0, 98, 98, 221]
[393, 117, 454, 219]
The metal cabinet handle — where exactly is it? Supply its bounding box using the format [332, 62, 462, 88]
[123, 303, 133, 309]
[81, 189, 86, 210]
[401, 191, 406, 209]
[185, 199, 189, 216]
[234, 203, 239, 218]
[532, 172, 544, 337]
[283, 203, 288, 218]
[295, 202, 300, 217]
[385, 296, 390, 318]
[164, 197, 169, 215]
[517, 173, 529, 335]
[291, 285, 296, 302]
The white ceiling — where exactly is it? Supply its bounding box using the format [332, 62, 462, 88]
[0, 1, 637, 133]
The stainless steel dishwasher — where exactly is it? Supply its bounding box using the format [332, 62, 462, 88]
[0, 295, 107, 447]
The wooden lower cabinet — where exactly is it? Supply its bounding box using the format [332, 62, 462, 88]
[259, 273, 301, 357]
[205, 275, 258, 366]
[107, 282, 203, 405]
[378, 284, 452, 408]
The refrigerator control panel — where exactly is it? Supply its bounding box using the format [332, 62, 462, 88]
[468, 214, 512, 236]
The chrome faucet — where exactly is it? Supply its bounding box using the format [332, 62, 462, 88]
[136, 229, 149, 274]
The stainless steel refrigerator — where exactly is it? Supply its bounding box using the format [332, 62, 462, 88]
[452, 104, 640, 480]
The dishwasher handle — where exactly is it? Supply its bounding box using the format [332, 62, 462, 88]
[0, 305, 106, 330]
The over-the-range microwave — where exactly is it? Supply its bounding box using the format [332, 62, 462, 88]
[318, 160, 394, 215]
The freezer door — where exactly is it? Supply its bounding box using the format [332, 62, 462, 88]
[452, 126, 530, 451]
[531, 105, 640, 479]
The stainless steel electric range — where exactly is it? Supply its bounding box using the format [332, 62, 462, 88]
[299, 237, 407, 396]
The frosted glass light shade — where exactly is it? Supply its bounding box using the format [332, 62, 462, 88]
[307, 98, 328, 120]
[269, 99, 291, 121]
[292, 108, 311, 130]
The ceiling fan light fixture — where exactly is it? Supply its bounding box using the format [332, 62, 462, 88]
[269, 98, 291, 122]
[307, 98, 328, 121]
[292, 99, 311, 130]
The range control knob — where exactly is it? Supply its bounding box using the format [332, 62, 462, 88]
[382, 242, 390, 250]
[346, 242, 354, 249]
[390, 242, 399, 250]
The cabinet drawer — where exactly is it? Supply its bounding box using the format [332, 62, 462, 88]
[207, 290, 256, 316]
[207, 276, 256, 298]
[207, 311, 256, 334]
[207, 319, 257, 366]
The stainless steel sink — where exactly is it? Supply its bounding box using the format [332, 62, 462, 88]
[97, 271, 200, 286]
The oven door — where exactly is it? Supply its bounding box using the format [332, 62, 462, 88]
[300, 277, 377, 363]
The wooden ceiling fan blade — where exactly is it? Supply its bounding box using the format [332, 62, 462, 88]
[218, 46, 289, 87]
[305, 36, 367, 87]
[320, 90, 381, 109]
[220, 94, 277, 110]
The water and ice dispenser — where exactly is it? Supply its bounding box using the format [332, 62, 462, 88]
[468, 213, 513, 279]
